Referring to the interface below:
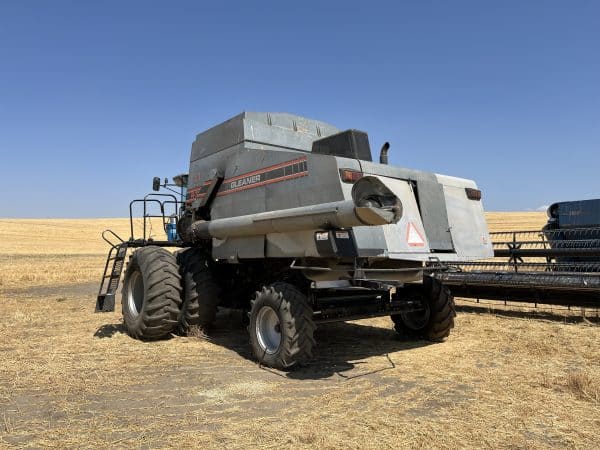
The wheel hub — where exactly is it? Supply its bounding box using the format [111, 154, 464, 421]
[401, 303, 430, 330]
[255, 306, 282, 354]
[127, 270, 144, 317]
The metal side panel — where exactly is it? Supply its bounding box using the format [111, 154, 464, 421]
[381, 177, 431, 257]
[266, 230, 320, 258]
[416, 179, 454, 251]
[337, 160, 387, 256]
[210, 147, 276, 218]
[187, 144, 241, 212]
[442, 183, 493, 260]
[243, 115, 338, 152]
[191, 112, 340, 161]
[213, 235, 265, 260]
[191, 113, 246, 160]
[265, 154, 346, 212]
[212, 149, 347, 218]
[353, 176, 431, 258]
[351, 225, 388, 257]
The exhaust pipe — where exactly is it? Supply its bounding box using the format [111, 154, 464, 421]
[379, 142, 390, 165]
[190, 176, 402, 240]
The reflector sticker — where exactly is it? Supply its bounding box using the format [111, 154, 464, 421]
[406, 222, 426, 247]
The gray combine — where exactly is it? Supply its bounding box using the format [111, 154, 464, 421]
[97, 112, 492, 369]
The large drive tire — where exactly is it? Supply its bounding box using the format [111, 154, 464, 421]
[176, 247, 220, 335]
[249, 282, 315, 370]
[391, 276, 455, 341]
[121, 246, 183, 340]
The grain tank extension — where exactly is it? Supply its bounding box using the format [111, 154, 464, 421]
[96, 112, 492, 369]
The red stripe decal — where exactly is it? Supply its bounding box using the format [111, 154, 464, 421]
[186, 157, 309, 203]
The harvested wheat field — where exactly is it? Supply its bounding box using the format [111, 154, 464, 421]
[0, 214, 598, 449]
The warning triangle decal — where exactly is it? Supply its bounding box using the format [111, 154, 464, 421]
[406, 222, 426, 247]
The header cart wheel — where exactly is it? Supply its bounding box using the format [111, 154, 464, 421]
[121, 246, 182, 340]
[249, 282, 315, 370]
[391, 276, 455, 341]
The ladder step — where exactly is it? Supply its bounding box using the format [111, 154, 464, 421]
[95, 293, 115, 312]
[96, 239, 129, 312]
[104, 273, 121, 278]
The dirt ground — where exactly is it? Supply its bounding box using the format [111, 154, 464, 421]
[0, 214, 599, 449]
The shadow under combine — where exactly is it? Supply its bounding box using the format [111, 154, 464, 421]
[92, 309, 432, 379]
[94, 323, 127, 338]
[209, 309, 432, 380]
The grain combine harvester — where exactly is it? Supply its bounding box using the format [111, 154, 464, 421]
[96, 112, 493, 369]
[438, 199, 600, 308]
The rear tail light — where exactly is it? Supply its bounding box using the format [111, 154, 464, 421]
[465, 188, 482, 201]
[340, 169, 363, 183]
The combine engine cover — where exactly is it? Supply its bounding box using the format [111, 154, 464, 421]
[183, 112, 492, 281]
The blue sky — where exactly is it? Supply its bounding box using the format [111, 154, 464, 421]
[1, 1, 598, 217]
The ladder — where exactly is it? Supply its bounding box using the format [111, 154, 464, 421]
[96, 230, 128, 312]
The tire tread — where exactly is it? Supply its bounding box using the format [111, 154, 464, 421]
[121, 246, 182, 340]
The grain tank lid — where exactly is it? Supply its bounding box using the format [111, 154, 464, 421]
[191, 112, 340, 160]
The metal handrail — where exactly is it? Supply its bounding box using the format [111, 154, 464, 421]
[101, 229, 125, 248]
[129, 194, 180, 241]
